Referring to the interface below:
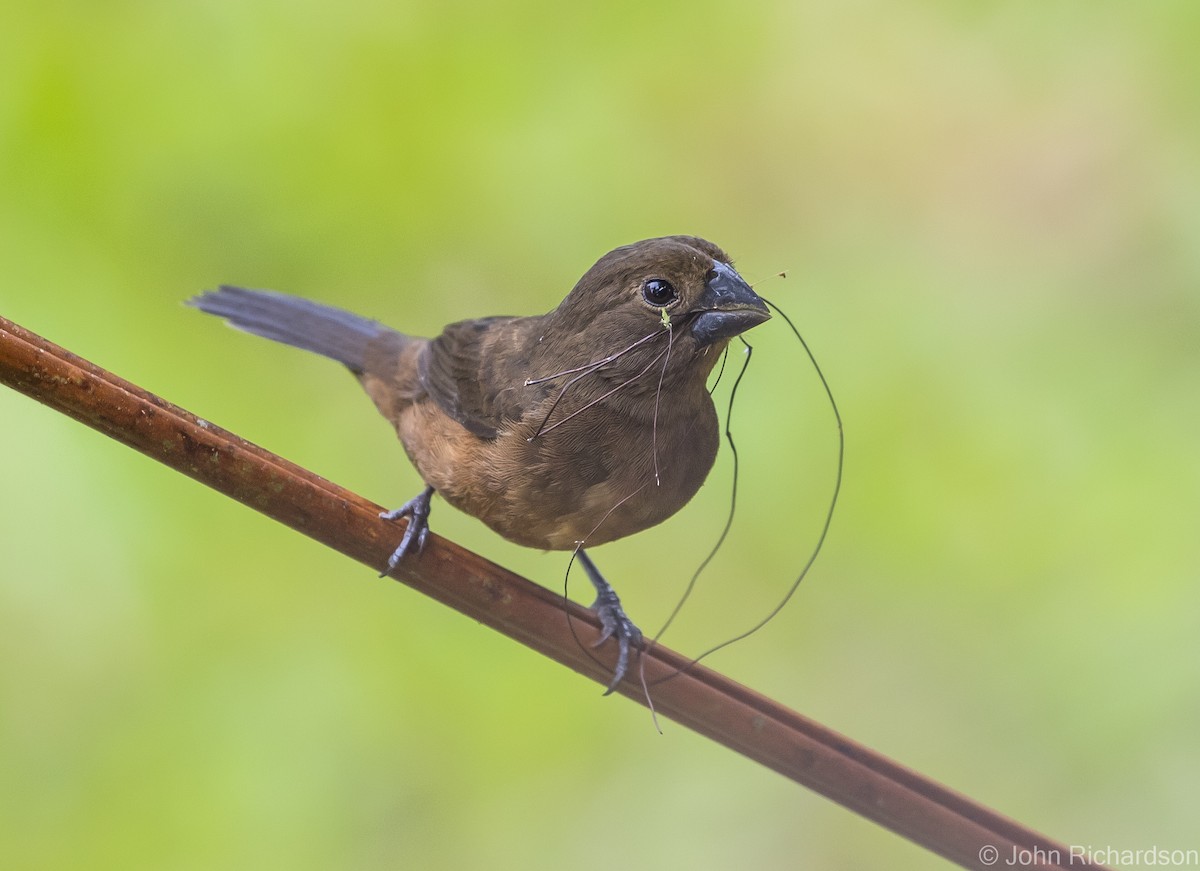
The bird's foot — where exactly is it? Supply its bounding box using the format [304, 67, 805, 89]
[379, 485, 434, 576]
[592, 587, 644, 696]
[577, 550, 643, 695]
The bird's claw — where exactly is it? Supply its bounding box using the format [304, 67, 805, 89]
[591, 583, 644, 696]
[379, 486, 434, 576]
[576, 549, 643, 695]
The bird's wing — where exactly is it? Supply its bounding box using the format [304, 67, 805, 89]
[418, 316, 523, 439]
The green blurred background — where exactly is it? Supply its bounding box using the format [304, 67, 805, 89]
[2, 1, 1198, 868]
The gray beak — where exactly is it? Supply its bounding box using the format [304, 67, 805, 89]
[690, 261, 771, 345]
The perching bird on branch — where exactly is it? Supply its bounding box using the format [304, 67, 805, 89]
[189, 236, 769, 691]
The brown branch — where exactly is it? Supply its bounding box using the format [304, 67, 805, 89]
[0, 314, 1109, 871]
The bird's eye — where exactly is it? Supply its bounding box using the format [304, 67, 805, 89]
[642, 278, 677, 307]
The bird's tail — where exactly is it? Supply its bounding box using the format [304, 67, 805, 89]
[188, 286, 394, 375]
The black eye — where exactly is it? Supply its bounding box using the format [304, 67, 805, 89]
[642, 278, 677, 307]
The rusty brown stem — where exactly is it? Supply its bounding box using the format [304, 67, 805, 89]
[0, 315, 1108, 871]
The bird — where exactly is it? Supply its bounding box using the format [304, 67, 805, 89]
[189, 235, 770, 692]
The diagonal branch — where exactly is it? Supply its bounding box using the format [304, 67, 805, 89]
[0, 314, 1109, 871]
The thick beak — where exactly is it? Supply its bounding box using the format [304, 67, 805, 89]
[690, 261, 771, 345]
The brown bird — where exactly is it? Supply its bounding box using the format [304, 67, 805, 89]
[189, 235, 769, 690]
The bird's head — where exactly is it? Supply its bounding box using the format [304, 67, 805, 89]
[541, 236, 770, 389]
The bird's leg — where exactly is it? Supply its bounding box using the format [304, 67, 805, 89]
[577, 549, 644, 695]
[379, 485, 435, 576]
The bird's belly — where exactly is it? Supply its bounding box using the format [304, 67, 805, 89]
[399, 399, 719, 551]
[500, 404, 720, 550]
